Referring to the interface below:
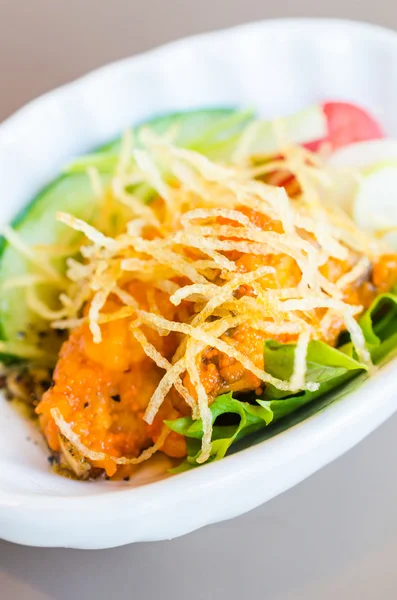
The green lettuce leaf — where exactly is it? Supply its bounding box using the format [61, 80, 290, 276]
[166, 392, 273, 469]
[262, 339, 364, 400]
[359, 293, 397, 348]
[260, 339, 366, 420]
[167, 292, 397, 470]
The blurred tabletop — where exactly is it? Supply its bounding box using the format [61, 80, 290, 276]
[1, 2, 397, 599]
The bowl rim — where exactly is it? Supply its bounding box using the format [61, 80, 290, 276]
[3, 17, 397, 133]
[1, 16, 397, 542]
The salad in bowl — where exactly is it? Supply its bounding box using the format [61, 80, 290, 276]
[2, 100, 397, 481]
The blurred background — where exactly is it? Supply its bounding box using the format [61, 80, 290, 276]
[2, 2, 397, 599]
[2, 0, 397, 122]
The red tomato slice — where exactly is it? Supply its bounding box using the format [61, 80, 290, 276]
[305, 102, 384, 152]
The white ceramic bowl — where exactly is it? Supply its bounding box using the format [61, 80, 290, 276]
[2, 18, 397, 549]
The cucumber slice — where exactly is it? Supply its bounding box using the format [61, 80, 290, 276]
[0, 174, 105, 361]
[329, 140, 397, 170]
[0, 108, 249, 362]
[353, 165, 397, 249]
[328, 140, 397, 220]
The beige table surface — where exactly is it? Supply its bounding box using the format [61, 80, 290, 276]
[2, 2, 397, 599]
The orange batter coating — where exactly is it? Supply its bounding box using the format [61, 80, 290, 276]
[37, 319, 188, 477]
